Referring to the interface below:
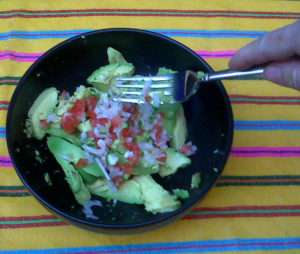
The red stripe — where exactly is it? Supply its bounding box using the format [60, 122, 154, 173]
[231, 100, 300, 105]
[0, 101, 9, 105]
[0, 221, 68, 229]
[183, 212, 300, 220]
[0, 9, 298, 19]
[218, 179, 300, 183]
[192, 205, 300, 212]
[0, 80, 19, 84]
[0, 215, 58, 221]
[230, 95, 300, 100]
[0, 189, 28, 193]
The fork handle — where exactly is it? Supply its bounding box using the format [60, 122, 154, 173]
[203, 67, 264, 82]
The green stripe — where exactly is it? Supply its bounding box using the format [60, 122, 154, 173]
[0, 193, 31, 197]
[0, 219, 61, 225]
[189, 209, 300, 216]
[0, 186, 26, 190]
[0, 104, 9, 107]
[0, 76, 21, 81]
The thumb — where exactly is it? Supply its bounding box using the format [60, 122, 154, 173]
[264, 59, 300, 90]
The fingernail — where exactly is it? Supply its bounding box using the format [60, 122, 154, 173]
[265, 67, 282, 84]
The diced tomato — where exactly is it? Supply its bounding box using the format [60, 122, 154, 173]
[179, 143, 194, 155]
[111, 115, 124, 129]
[40, 119, 48, 129]
[75, 158, 89, 169]
[69, 99, 86, 121]
[144, 88, 151, 103]
[123, 104, 135, 114]
[61, 113, 80, 134]
[121, 128, 134, 138]
[86, 96, 98, 110]
[87, 130, 94, 138]
[152, 124, 163, 143]
[123, 141, 141, 165]
[118, 163, 134, 174]
[59, 90, 68, 100]
[90, 118, 109, 128]
[87, 106, 97, 119]
[112, 175, 125, 186]
[156, 151, 167, 162]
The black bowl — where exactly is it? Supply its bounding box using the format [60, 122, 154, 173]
[6, 28, 233, 234]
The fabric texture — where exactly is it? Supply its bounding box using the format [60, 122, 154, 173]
[1, 0, 300, 253]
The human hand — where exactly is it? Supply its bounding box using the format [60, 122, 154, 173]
[229, 20, 300, 90]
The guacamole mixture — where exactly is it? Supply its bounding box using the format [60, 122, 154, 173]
[25, 47, 197, 216]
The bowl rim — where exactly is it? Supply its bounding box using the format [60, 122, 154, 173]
[6, 27, 234, 230]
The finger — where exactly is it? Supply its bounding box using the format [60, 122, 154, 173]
[264, 59, 300, 90]
[229, 20, 300, 70]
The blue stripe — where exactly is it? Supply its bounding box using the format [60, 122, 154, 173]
[1, 238, 300, 253]
[234, 120, 300, 130]
[0, 30, 90, 40]
[0, 29, 266, 41]
[0, 127, 5, 138]
[151, 29, 266, 38]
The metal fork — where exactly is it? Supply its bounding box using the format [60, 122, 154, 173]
[113, 67, 264, 104]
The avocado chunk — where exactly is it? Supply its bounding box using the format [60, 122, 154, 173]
[107, 47, 127, 64]
[78, 167, 98, 184]
[191, 172, 201, 189]
[74, 180, 91, 205]
[111, 139, 127, 154]
[78, 120, 92, 133]
[87, 48, 135, 92]
[158, 103, 180, 136]
[27, 87, 58, 140]
[46, 128, 81, 147]
[133, 175, 180, 214]
[133, 160, 160, 175]
[87, 63, 135, 91]
[48, 145, 91, 204]
[87, 178, 144, 205]
[159, 148, 191, 177]
[172, 188, 189, 199]
[170, 104, 188, 150]
[156, 67, 177, 75]
[47, 136, 104, 177]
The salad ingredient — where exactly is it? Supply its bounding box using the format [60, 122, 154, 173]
[133, 175, 180, 214]
[170, 103, 188, 150]
[191, 172, 201, 189]
[159, 148, 191, 177]
[26, 87, 58, 140]
[87, 178, 144, 205]
[86, 48, 135, 92]
[172, 188, 189, 199]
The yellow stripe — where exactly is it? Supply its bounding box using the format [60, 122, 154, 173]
[0, 167, 22, 185]
[1, 217, 300, 250]
[233, 131, 300, 147]
[225, 157, 300, 176]
[1, 0, 299, 12]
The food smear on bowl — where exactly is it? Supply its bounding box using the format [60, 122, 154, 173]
[25, 48, 197, 216]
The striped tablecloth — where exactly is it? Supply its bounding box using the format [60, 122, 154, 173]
[1, 1, 300, 253]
